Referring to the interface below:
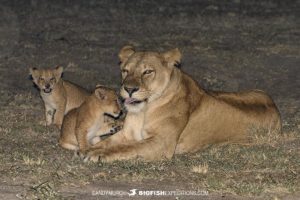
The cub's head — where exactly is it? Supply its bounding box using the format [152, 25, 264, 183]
[118, 45, 181, 113]
[29, 66, 63, 94]
[94, 85, 122, 118]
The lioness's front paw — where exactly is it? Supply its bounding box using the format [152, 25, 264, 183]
[84, 149, 106, 163]
[84, 152, 101, 163]
[84, 154, 100, 163]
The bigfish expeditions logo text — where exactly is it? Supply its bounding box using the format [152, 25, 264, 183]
[92, 188, 208, 197]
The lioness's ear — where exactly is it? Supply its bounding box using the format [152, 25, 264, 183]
[54, 66, 64, 79]
[95, 87, 107, 100]
[29, 67, 39, 80]
[161, 48, 182, 68]
[119, 45, 135, 63]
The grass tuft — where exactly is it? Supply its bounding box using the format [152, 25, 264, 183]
[23, 155, 45, 166]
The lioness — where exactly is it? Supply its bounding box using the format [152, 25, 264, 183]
[30, 66, 90, 128]
[59, 85, 123, 153]
[85, 45, 281, 162]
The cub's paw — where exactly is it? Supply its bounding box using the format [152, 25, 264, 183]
[109, 125, 123, 134]
[90, 136, 102, 145]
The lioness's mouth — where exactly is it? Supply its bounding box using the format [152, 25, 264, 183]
[43, 88, 52, 93]
[124, 98, 144, 105]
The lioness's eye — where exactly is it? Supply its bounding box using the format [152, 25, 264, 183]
[121, 69, 128, 74]
[50, 77, 55, 81]
[39, 77, 44, 81]
[143, 70, 154, 75]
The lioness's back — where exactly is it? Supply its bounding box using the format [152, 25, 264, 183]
[176, 89, 281, 154]
[208, 90, 277, 112]
[209, 89, 281, 130]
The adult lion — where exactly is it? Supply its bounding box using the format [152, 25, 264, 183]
[85, 45, 281, 162]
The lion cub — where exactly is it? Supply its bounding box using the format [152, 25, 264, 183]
[59, 85, 123, 153]
[30, 66, 90, 128]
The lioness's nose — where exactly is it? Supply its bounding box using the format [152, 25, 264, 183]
[124, 86, 139, 96]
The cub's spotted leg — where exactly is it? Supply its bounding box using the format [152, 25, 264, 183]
[89, 116, 123, 146]
[90, 123, 123, 145]
[45, 104, 55, 126]
[53, 101, 66, 128]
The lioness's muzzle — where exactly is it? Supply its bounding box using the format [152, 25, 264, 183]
[124, 86, 139, 96]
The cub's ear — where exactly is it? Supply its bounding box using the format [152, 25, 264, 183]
[118, 45, 135, 64]
[29, 67, 39, 80]
[95, 84, 104, 88]
[161, 48, 182, 68]
[94, 86, 107, 100]
[54, 66, 64, 79]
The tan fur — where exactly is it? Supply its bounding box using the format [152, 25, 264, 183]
[30, 66, 90, 128]
[85, 46, 281, 162]
[59, 86, 123, 154]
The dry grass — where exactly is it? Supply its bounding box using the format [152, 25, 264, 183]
[22, 155, 45, 166]
[191, 163, 209, 174]
[0, 93, 299, 199]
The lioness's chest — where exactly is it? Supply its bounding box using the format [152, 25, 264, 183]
[124, 112, 149, 141]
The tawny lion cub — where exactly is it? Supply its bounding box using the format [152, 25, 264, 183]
[59, 85, 123, 153]
[30, 66, 90, 128]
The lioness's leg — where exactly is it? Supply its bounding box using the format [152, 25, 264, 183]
[86, 115, 188, 162]
[85, 136, 177, 162]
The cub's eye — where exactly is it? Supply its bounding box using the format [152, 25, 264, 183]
[143, 70, 154, 75]
[121, 69, 128, 73]
[50, 77, 55, 81]
[39, 77, 44, 81]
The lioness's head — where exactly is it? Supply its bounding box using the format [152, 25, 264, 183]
[118, 45, 181, 113]
[94, 85, 122, 118]
[29, 66, 63, 94]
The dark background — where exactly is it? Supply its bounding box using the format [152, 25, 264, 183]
[1, 0, 299, 127]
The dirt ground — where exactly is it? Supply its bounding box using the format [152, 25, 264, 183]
[0, 0, 299, 199]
